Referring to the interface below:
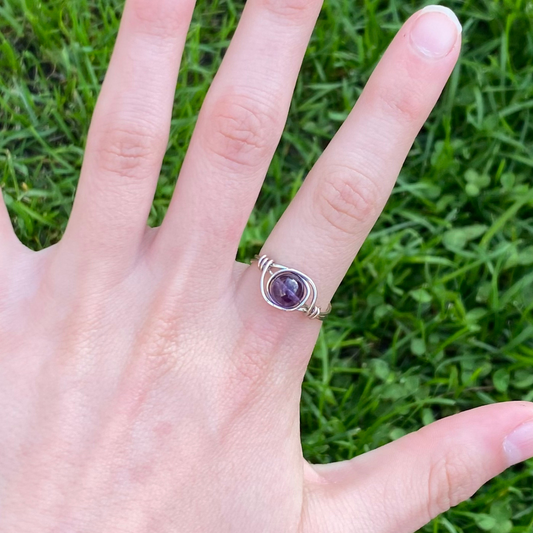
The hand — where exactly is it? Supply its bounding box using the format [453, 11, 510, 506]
[1, 2, 532, 532]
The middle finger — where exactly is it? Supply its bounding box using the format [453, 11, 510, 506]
[154, 0, 323, 279]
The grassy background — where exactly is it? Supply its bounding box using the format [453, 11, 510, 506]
[1, 0, 533, 530]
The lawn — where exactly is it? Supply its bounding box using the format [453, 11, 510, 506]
[1, 0, 533, 530]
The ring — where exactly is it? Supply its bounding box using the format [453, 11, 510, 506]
[254, 254, 332, 320]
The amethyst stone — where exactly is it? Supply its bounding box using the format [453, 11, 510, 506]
[269, 272, 306, 310]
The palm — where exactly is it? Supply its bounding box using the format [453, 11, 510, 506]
[1, 1, 532, 532]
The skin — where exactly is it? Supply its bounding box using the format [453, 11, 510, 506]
[1, 1, 532, 531]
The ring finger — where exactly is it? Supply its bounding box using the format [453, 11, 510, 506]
[246, 6, 462, 322]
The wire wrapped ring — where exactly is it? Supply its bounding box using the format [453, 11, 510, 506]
[253, 254, 331, 321]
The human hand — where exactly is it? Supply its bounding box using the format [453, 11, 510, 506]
[2, 1, 533, 532]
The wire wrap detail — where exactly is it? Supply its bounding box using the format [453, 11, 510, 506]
[254, 254, 332, 321]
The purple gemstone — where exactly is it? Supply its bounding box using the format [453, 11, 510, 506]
[269, 272, 306, 310]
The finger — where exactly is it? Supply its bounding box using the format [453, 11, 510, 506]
[63, 0, 196, 266]
[252, 6, 462, 312]
[154, 0, 323, 278]
[304, 402, 533, 533]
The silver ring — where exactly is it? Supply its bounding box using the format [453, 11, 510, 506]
[253, 254, 332, 320]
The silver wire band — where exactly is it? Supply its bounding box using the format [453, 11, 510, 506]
[254, 254, 332, 321]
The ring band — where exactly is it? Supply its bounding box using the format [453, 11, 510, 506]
[254, 254, 331, 320]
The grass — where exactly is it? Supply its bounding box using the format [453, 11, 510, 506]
[1, 0, 533, 530]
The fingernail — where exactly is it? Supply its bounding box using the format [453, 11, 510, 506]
[504, 420, 533, 466]
[410, 5, 462, 59]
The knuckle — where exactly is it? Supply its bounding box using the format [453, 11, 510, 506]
[374, 84, 425, 123]
[93, 120, 164, 181]
[260, 0, 316, 20]
[202, 91, 280, 171]
[124, 317, 190, 393]
[227, 341, 270, 390]
[316, 165, 380, 235]
[222, 321, 286, 401]
[426, 452, 477, 519]
[236, 288, 295, 355]
[129, 0, 191, 39]
[231, 318, 278, 379]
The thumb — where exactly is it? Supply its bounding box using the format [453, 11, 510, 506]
[303, 402, 533, 533]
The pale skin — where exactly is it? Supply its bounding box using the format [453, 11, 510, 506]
[1, 1, 533, 531]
